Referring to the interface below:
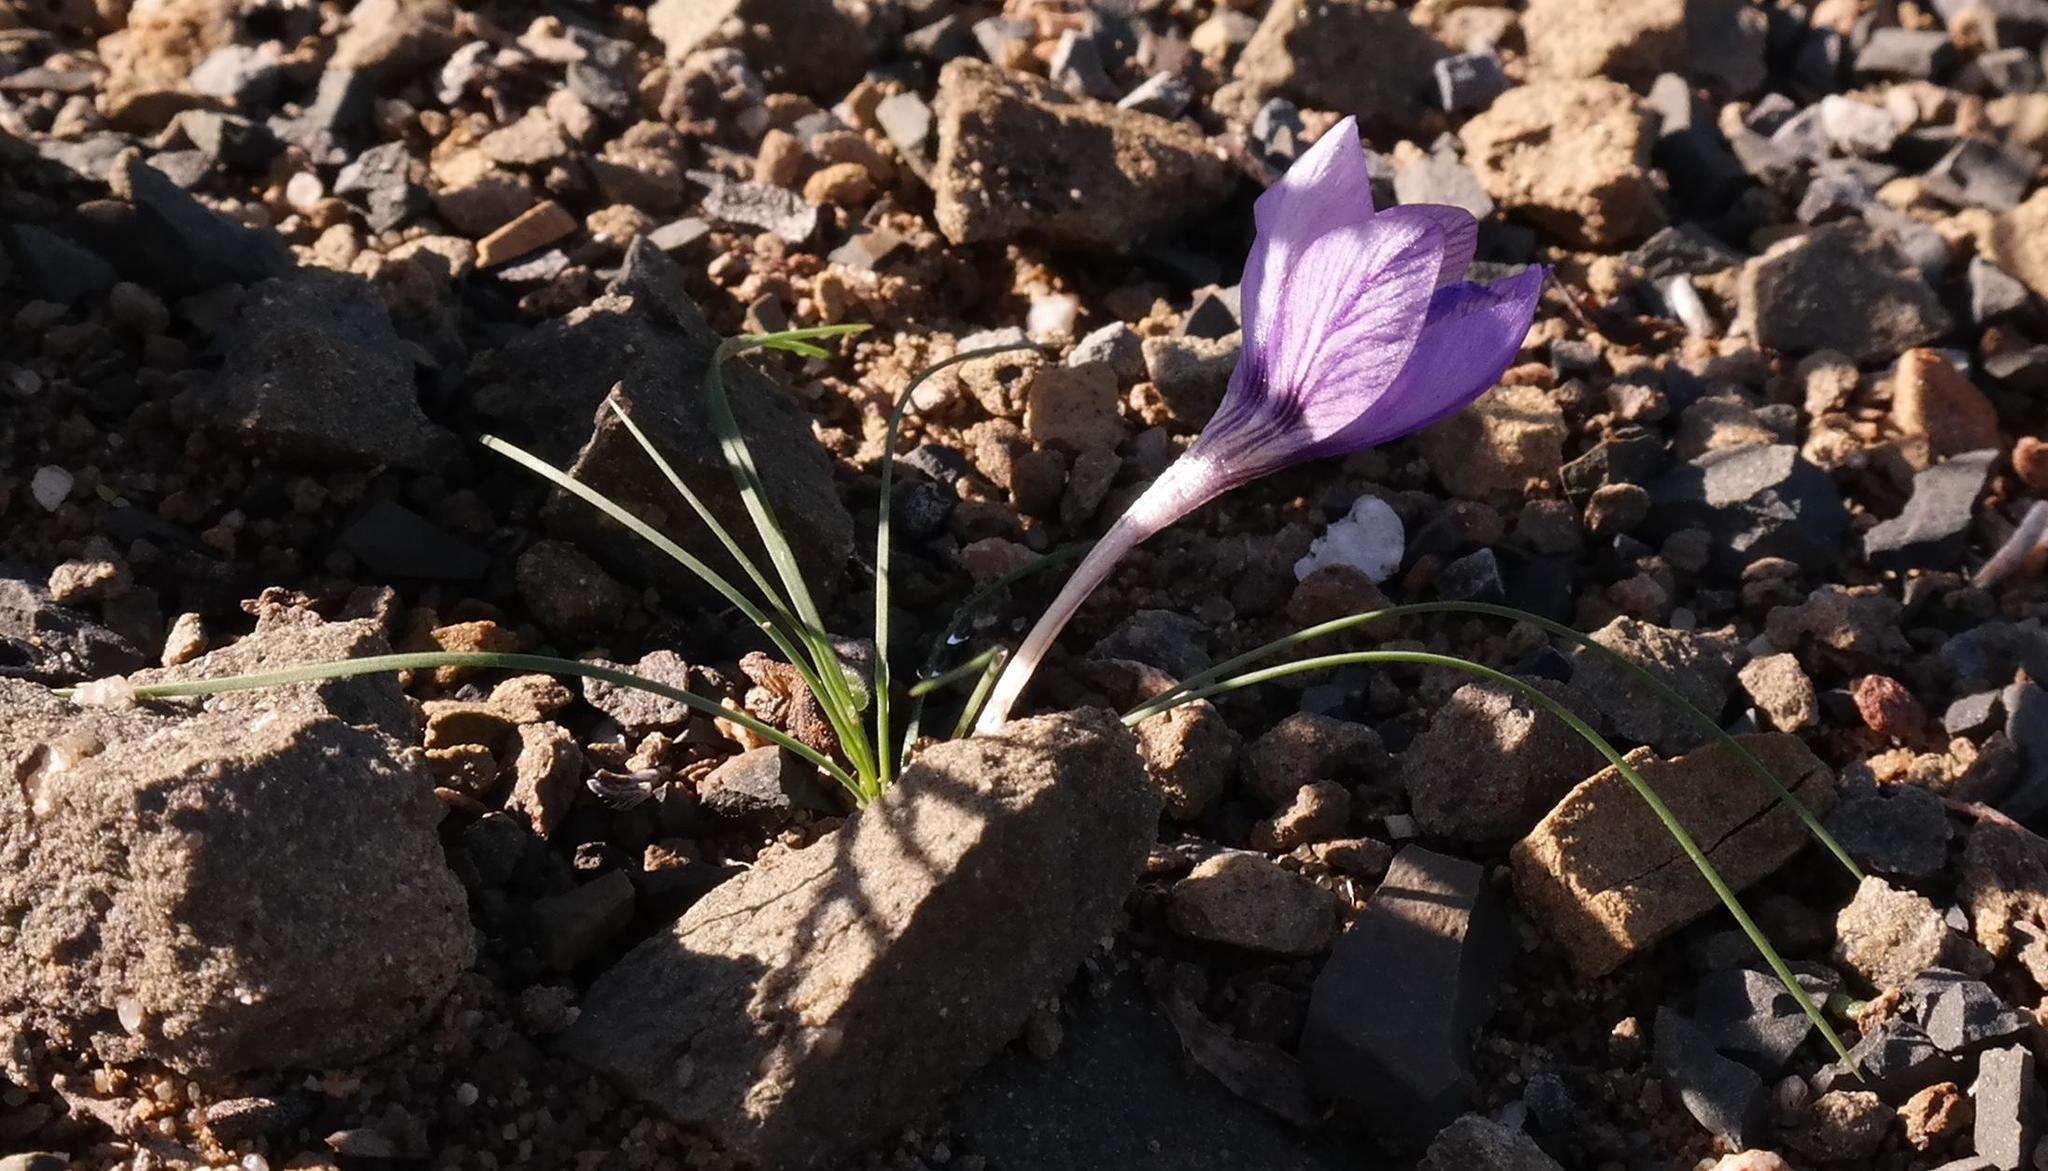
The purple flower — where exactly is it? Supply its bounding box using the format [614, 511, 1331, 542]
[977, 117, 1545, 731]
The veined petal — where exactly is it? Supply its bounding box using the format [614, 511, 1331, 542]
[1315, 264, 1548, 454]
[1375, 204, 1479, 289]
[1251, 116, 1376, 240]
[1238, 211, 1447, 443]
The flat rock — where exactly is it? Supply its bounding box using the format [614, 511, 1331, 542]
[932, 59, 1234, 252]
[561, 710, 1160, 1170]
[1419, 1114, 1563, 1170]
[1402, 680, 1604, 843]
[1972, 1045, 2043, 1171]
[1510, 734, 1837, 977]
[1834, 876, 1992, 991]
[1233, 0, 1443, 133]
[1168, 851, 1336, 956]
[1865, 450, 1997, 571]
[1693, 966, 1814, 1075]
[646, 0, 895, 98]
[1459, 80, 1665, 249]
[131, 608, 415, 734]
[471, 240, 853, 597]
[94, 153, 291, 294]
[1822, 785, 1951, 879]
[1647, 443, 1849, 576]
[1565, 617, 1741, 755]
[948, 973, 1347, 1169]
[1736, 221, 1951, 362]
[199, 269, 456, 471]
[0, 677, 471, 1073]
[1301, 847, 1514, 1148]
[1656, 1006, 1769, 1147]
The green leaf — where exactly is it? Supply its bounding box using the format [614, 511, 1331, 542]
[1135, 648, 1857, 1070]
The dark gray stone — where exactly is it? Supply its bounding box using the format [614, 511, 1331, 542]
[1907, 970, 2025, 1053]
[272, 70, 375, 157]
[1945, 690, 2005, 736]
[99, 154, 291, 294]
[1835, 1017, 1963, 1097]
[1117, 72, 1193, 118]
[1393, 151, 1495, 221]
[1999, 682, 2048, 821]
[471, 240, 853, 598]
[0, 225, 118, 304]
[1096, 610, 1211, 679]
[338, 499, 489, 581]
[1824, 785, 1951, 878]
[1855, 27, 1958, 79]
[0, 564, 145, 685]
[1693, 966, 1815, 1075]
[179, 111, 282, 171]
[333, 140, 422, 233]
[1434, 53, 1508, 113]
[1738, 221, 1950, 363]
[201, 269, 455, 471]
[1655, 1006, 1768, 1147]
[1648, 443, 1849, 576]
[1928, 138, 2042, 212]
[1866, 450, 1996, 571]
[950, 974, 1346, 1170]
[1300, 847, 1514, 1150]
[1048, 28, 1116, 99]
[1971, 1045, 2042, 1171]
[1183, 286, 1242, 339]
[1436, 547, 1506, 603]
[1970, 257, 2034, 326]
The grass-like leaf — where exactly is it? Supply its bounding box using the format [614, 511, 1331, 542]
[1123, 600, 1862, 883]
[62, 651, 860, 793]
[899, 541, 1092, 766]
[872, 340, 1039, 787]
[703, 329, 881, 790]
[1136, 648, 1855, 1068]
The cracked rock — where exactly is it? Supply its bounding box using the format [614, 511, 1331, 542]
[561, 710, 1159, 1170]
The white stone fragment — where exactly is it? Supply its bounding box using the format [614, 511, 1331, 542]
[1027, 294, 1080, 340]
[1294, 494, 1405, 583]
[30, 465, 73, 512]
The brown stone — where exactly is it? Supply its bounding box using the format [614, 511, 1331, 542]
[477, 200, 577, 268]
[1459, 81, 1665, 249]
[1510, 734, 1837, 977]
[1419, 384, 1567, 501]
[932, 59, 1234, 252]
[560, 710, 1159, 1170]
[1522, 0, 1688, 82]
[1234, 0, 1443, 132]
[1891, 349, 2002, 463]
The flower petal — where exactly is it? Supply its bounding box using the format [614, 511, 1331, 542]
[1316, 265, 1548, 453]
[1375, 204, 1479, 289]
[1251, 116, 1376, 240]
[1234, 209, 1447, 445]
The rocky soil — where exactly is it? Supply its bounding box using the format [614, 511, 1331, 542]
[2, 0, 2048, 1169]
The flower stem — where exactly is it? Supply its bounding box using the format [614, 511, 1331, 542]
[974, 455, 1217, 732]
